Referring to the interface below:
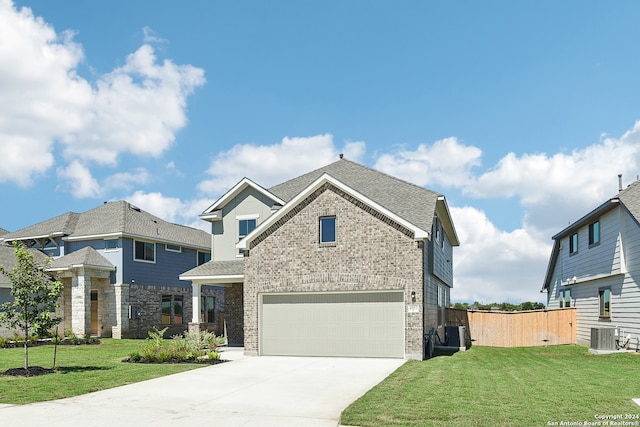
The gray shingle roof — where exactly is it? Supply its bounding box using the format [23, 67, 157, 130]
[0, 228, 9, 236]
[181, 259, 244, 278]
[49, 247, 114, 271]
[0, 243, 49, 284]
[619, 180, 640, 221]
[2, 212, 79, 241]
[3, 201, 210, 250]
[269, 159, 441, 233]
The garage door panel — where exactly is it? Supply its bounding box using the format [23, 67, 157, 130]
[261, 292, 404, 358]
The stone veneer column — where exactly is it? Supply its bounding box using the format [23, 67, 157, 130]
[71, 268, 91, 337]
[188, 282, 202, 336]
[111, 283, 130, 339]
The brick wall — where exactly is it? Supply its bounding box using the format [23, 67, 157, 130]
[244, 183, 424, 358]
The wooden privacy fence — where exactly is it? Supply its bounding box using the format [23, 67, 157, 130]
[446, 308, 576, 347]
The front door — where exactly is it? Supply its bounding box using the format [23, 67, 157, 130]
[90, 290, 98, 335]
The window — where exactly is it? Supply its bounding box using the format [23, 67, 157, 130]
[589, 221, 600, 246]
[559, 288, 571, 308]
[198, 251, 211, 266]
[173, 297, 183, 324]
[437, 286, 444, 327]
[239, 219, 257, 239]
[166, 244, 181, 253]
[599, 288, 611, 318]
[200, 296, 216, 323]
[105, 239, 118, 250]
[320, 216, 336, 244]
[161, 295, 171, 324]
[569, 233, 578, 255]
[161, 295, 183, 324]
[134, 240, 155, 262]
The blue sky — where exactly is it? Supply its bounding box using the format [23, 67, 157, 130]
[3, 0, 640, 304]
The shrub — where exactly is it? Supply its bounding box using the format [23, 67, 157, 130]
[208, 351, 220, 361]
[0, 337, 9, 348]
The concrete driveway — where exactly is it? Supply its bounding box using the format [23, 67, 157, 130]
[0, 348, 405, 426]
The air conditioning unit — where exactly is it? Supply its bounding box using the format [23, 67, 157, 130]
[590, 328, 616, 350]
[445, 325, 467, 348]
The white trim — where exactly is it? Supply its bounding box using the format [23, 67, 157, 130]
[65, 232, 209, 251]
[165, 244, 182, 253]
[237, 174, 429, 250]
[3, 232, 64, 242]
[48, 264, 115, 272]
[236, 213, 260, 220]
[133, 240, 156, 264]
[179, 274, 244, 284]
[201, 178, 285, 217]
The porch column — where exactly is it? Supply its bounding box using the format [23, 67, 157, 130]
[71, 268, 91, 337]
[188, 282, 202, 335]
[112, 283, 130, 339]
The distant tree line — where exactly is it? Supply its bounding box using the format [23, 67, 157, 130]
[451, 301, 546, 311]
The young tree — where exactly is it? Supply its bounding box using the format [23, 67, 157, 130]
[0, 242, 63, 370]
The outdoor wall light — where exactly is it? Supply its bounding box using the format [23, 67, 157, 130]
[411, 291, 416, 302]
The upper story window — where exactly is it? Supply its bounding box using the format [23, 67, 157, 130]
[198, 251, 211, 266]
[599, 288, 611, 318]
[105, 239, 118, 250]
[569, 233, 578, 255]
[134, 240, 155, 263]
[589, 220, 600, 247]
[320, 216, 336, 244]
[166, 244, 182, 253]
[238, 218, 257, 239]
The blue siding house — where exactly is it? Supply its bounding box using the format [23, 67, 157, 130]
[1, 201, 216, 339]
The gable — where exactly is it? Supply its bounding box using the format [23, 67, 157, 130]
[269, 159, 442, 235]
[243, 177, 423, 252]
[201, 178, 284, 221]
[247, 182, 419, 255]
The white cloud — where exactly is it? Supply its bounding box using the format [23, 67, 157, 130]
[125, 191, 211, 231]
[104, 168, 151, 192]
[62, 44, 205, 165]
[57, 160, 101, 198]
[465, 121, 640, 236]
[198, 134, 365, 195]
[374, 137, 482, 188]
[450, 206, 550, 304]
[0, 1, 205, 186]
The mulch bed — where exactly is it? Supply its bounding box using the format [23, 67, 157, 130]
[3, 366, 55, 377]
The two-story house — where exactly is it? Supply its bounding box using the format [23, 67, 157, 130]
[1, 201, 215, 339]
[181, 158, 459, 359]
[542, 177, 640, 347]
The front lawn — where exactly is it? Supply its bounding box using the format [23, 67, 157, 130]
[341, 345, 640, 426]
[0, 339, 207, 404]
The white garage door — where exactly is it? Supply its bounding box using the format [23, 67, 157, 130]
[260, 291, 405, 358]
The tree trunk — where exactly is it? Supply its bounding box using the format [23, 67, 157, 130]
[23, 322, 29, 370]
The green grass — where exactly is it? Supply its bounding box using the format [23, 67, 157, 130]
[0, 339, 207, 404]
[341, 345, 640, 426]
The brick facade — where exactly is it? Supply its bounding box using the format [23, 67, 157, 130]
[244, 184, 425, 358]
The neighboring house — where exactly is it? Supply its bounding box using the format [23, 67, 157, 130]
[0, 201, 216, 339]
[542, 178, 640, 346]
[0, 230, 51, 337]
[181, 158, 459, 359]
